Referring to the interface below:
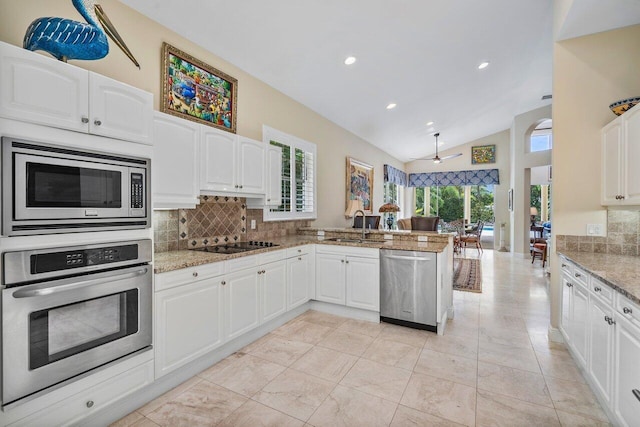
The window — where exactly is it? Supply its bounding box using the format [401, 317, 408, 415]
[470, 185, 494, 223]
[263, 126, 316, 221]
[530, 119, 552, 152]
[384, 182, 399, 205]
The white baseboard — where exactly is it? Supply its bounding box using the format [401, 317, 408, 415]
[548, 325, 564, 343]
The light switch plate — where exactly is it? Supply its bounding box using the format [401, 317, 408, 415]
[586, 223, 605, 236]
[417, 235, 428, 242]
[250, 219, 256, 230]
[317, 230, 325, 236]
[383, 234, 393, 240]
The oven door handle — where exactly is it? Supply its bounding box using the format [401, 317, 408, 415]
[11, 267, 149, 298]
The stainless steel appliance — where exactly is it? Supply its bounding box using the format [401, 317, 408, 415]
[2, 137, 150, 236]
[380, 249, 437, 331]
[190, 240, 278, 254]
[2, 239, 152, 406]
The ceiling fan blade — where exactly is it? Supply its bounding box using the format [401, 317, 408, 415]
[440, 153, 462, 161]
[410, 157, 436, 161]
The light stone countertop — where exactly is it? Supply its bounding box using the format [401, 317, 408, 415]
[154, 234, 449, 274]
[559, 251, 640, 305]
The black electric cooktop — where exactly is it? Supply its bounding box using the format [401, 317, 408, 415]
[189, 241, 278, 254]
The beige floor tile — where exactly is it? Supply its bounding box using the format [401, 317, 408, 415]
[110, 411, 144, 427]
[340, 358, 411, 403]
[423, 332, 479, 359]
[198, 353, 286, 397]
[253, 369, 335, 421]
[240, 332, 276, 354]
[137, 377, 203, 416]
[379, 323, 431, 348]
[272, 319, 333, 344]
[390, 405, 465, 426]
[555, 409, 613, 427]
[298, 310, 348, 328]
[545, 377, 610, 422]
[146, 381, 247, 427]
[478, 326, 533, 349]
[529, 332, 569, 354]
[478, 340, 541, 373]
[536, 350, 587, 383]
[337, 318, 385, 338]
[475, 389, 560, 426]
[317, 329, 374, 356]
[401, 372, 476, 427]
[290, 346, 358, 383]
[307, 384, 397, 427]
[414, 349, 477, 387]
[128, 418, 160, 427]
[362, 337, 421, 370]
[476, 361, 552, 408]
[441, 318, 480, 339]
[248, 335, 313, 366]
[217, 400, 304, 427]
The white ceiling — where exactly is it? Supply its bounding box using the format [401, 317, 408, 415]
[118, 0, 635, 162]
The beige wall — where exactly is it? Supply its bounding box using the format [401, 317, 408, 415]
[550, 23, 640, 329]
[0, 0, 405, 227]
[405, 129, 511, 248]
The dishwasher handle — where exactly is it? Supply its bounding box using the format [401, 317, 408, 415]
[382, 254, 433, 262]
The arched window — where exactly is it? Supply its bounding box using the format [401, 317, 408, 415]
[530, 119, 552, 152]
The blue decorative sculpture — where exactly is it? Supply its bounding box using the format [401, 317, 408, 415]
[23, 0, 140, 68]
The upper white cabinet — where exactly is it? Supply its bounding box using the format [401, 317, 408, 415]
[153, 112, 200, 209]
[200, 127, 265, 196]
[602, 106, 640, 205]
[0, 41, 152, 144]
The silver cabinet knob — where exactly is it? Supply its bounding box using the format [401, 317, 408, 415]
[240, 185, 243, 189]
[566, 283, 573, 287]
[624, 307, 633, 314]
[94, 119, 102, 126]
[235, 185, 239, 188]
[345, 260, 349, 264]
[594, 287, 601, 292]
[298, 257, 302, 261]
[81, 116, 89, 123]
[341, 259, 345, 263]
[192, 272, 198, 277]
[574, 272, 582, 278]
[86, 400, 94, 408]
[221, 281, 226, 285]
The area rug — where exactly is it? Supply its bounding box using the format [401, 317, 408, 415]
[453, 258, 482, 293]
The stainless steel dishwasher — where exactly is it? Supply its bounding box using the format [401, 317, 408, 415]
[380, 249, 437, 331]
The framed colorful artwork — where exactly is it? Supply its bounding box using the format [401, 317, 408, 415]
[161, 42, 238, 133]
[346, 157, 374, 214]
[471, 144, 496, 164]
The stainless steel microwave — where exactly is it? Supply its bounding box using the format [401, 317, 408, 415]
[2, 138, 150, 236]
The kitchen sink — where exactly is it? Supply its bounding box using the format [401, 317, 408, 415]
[324, 237, 381, 244]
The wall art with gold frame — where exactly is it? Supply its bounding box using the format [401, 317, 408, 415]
[346, 157, 374, 214]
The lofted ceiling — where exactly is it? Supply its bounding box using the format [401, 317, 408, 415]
[118, 1, 563, 162]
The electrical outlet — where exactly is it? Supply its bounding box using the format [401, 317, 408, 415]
[418, 235, 428, 242]
[250, 219, 256, 230]
[383, 234, 393, 240]
[317, 230, 325, 236]
[586, 223, 605, 236]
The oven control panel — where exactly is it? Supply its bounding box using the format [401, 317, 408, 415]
[31, 244, 139, 274]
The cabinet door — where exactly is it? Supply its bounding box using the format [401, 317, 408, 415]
[89, 73, 153, 144]
[561, 275, 573, 343]
[152, 112, 200, 209]
[0, 42, 89, 132]
[225, 269, 260, 341]
[237, 137, 265, 194]
[288, 254, 310, 309]
[588, 295, 614, 405]
[601, 119, 622, 205]
[622, 106, 640, 204]
[315, 253, 346, 305]
[614, 316, 640, 427]
[572, 283, 589, 367]
[200, 126, 237, 192]
[262, 261, 287, 323]
[346, 256, 380, 311]
[266, 145, 283, 206]
[155, 279, 224, 378]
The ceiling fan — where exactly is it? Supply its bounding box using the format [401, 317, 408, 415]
[414, 133, 462, 164]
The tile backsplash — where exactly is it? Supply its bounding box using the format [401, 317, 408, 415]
[556, 210, 640, 256]
[153, 196, 310, 253]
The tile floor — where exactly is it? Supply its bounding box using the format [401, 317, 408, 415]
[113, 250, 612, 427]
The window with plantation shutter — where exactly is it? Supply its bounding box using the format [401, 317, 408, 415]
[263, 126, 317, 221]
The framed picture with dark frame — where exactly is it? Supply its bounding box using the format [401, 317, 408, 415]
[471, 144, 496, 164]
[161, 42, 238, 133]
[346, 157, 374, 214]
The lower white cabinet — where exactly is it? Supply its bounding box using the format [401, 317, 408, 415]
[154, 278, 224, 378]
[345, 255, 380, 311]
[589, 295, 615, 405]
[225, 268, 261, 341]
[288, 254, 311, 309]
[614, 314, 640, 427]
[261, 260, 287, 323]
[560, 271, 589, 366]
[315, 252, 346, 305]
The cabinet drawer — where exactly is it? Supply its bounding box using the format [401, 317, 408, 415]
[155, 262, 225, 291]
[616, 293, 640, 327]
[559, 258, 574, 276]
[225, 254, 259, 273]
[259, 249, 285, 265]
[11, 360, 154, 427]
[316, 244, 379, 259]
[286, 245, 311, 258]
[591, 277, 614, 304]
[572, 265, 589, 287]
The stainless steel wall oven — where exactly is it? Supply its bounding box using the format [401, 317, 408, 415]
[2, 137, 150, 236]
[1, 239, 152, 406]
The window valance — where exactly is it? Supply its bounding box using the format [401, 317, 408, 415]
[383, 164, 408, 186]
[408, 169, 500, 187]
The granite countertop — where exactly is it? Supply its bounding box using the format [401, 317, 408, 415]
[154, 235, 449, 274]
[559, 251, 640, 304]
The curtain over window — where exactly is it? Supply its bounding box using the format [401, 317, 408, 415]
[383, 164, 407, 186]
[408, 168, 499, 187]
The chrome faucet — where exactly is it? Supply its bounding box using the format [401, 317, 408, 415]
[354, 209, 368, 240]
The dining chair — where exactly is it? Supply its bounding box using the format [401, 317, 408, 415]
[410, 216, 440, 231]
[460, 221, 484, 252]
[353, 215, 381, 229]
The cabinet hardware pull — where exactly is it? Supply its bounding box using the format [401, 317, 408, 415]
[633, 389, 640, 402]
[81, 116, 89, 123]
[298, 249, 302, 253]
[221, 281, 226, 285]
[346, 260, 349, 264]
[262, 270, 266, 274]
[561, 263, 567, 267]
[86, 400, 94, 408]
[575, 272, 582, 278]
[624, 307, 633, 314]
[240, 185, 243, 189]
[192, 272, 198, 277]
[341, 260, 345, 263]
[94, 119, 102, 126]
[235, 185, 239, 188]
[566, 283, 573, 287]
[604, 315, 610, 323]
[298, 257, 302, 261]
[594, 287, 601, 292]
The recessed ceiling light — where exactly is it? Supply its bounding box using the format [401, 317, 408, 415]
[386, 103, 397, 110]
[478, 61, 490, 70]
[344, 56, 357, 65]
[426, 121, 434, 126]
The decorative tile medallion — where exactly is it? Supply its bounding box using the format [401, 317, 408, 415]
[178, 196, 246, 249]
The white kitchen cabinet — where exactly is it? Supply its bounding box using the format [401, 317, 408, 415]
[602, 106, 640, 205]
[200, 127, 265, 196]
[288, 254, 311, 309]
[560, 269, 589, 367]
[613, 314, 640, 427]
[225, 268, 261, 341]
[589, 294, 615, 405]
[152, 112, 200, 209]
[266, 144, 283, 206]
[315, 252, 347, 305]
[261, 260, 287, 323]
[154, 278, 224, 378]
[345, 255, 380, 311]
[0, 42, 152, 144]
